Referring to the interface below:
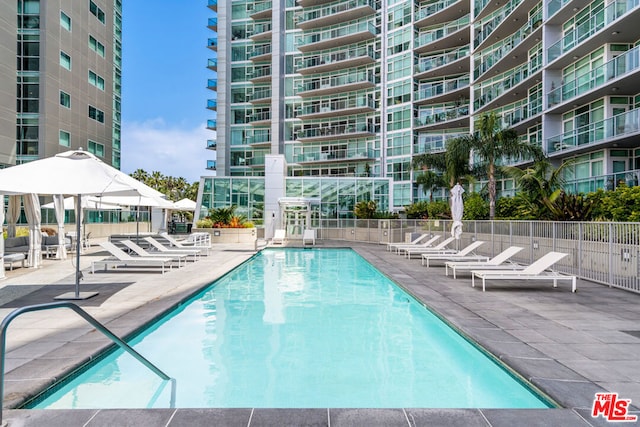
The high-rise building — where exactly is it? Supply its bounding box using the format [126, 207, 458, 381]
[202, 0, 640, 237]
[1, 0, 122, 168]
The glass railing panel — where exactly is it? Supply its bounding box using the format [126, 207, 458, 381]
[248, 44, 272, 58]
[415, 104, 469, 126]
[298, 69, 376, 92]
[249, 111, 271, 122]
[294, 148, 373, 162]
[253, 1, 273, 14]
[208, 58, 218, 68]
[297, 22, 378, 47]
[297, 45, 377, 69]
[249, 132, 271, 144]
[473, 61, 542, 110]
[474, 0, 491, 17]
[253, 22, 273, 35]
[415, 45, 470, 73]
[547, 108, 640, 153]
[207, 140, 217, 149]
[207, 99, 218, 109]
[208, 0, 217, 8]
[208, 38, 218, 48]
[474, 10, 542, 79]
[474, 0, 524, 48]
[413, 131, 466, 154]
[299, 0, 376, 24]
[297, 122, 376, 138]
[207, 160, 217, 169]
[207, 119, 217, 129]
[546, 0, 569, 18]
[250, 88, 272, 101]
[416, 0, 460, 22]
[299, 96, 375, 115]
[415, 15, 469, 49]
[415, 76, 470, 101]
[548, 46, 640, 107]
[208, 18, 218, 27]
[547, 0, 639, 62]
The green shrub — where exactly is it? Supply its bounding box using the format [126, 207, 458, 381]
[196, 218, 214, 228]
[427, 200, 450, 219]
[404, 201, 430, 219]
[463, 193, 489, 220]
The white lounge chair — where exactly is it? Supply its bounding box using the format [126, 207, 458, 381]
[386, 233, 432, 252]
[445, 246, 524, 279]
[121, 240, 188, 267]
[159, 232, 210, 255]
[401, 237, 456, 259]
[389, 235, 441, 254]
[421, 241, 487, 267]
[143, 236, 203, 259]
[92, 241, 174, 274]
[272, 229, 286, 245]
[471, 251, 577, 292]
[302, 229, 316, 245]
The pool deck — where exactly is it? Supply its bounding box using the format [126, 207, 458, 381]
[1, 238, 639, 426]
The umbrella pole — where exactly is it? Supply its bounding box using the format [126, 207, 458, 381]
[55, 194, 98, 300]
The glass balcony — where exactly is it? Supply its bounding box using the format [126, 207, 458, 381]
[206, 160, 217, 170]
[414, 15, 469, 52]
[250, 1, 272, 19]
[250, 22, 272, 41]
[207, 0, 217, 11]
[296, 122, 376, 142]
[548, 45, 640, 107]
[207, 58, 217, 71]
[547, 108, 640, 154]
[298, 95, 375, 118]
[294, 148, 374, 163]
[296, 44, 377, 74]
[298, 0, 376, 30]
[249, 65, 271, 82]
[564, 168, 640, 194]
[207, 119, 217, 130]
[547, 0, 640, 63]
[415, 45, 470, 75]
[248, 44, 272, 61]
[473, 61, 542, 110]
[473, 10, 541, 79]
[207, 140, 217, 150]
[249, 131, 271, 145]
[473, 0, 491, 17]
[546, 0, 570, 18]
[207, 99, 217, 110]
[298, 69, 376, 97]
[415, 0, 463, 27]
[413, 131, 466, 154]
[207, 79, 217, 91]
[415, 75, 470, 103]
[249, 87, 272, 103]
[495, 98, 542, 128]
[207, 37, 218, 50]
[208, 17, 217, 30]
[249, 110, 271, 125]
[415, 104, 469, 128]
[473, 0, 525, 48]
[296, 21, 378, 52]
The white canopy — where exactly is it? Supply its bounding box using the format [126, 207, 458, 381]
[96, 194, 174, 208]
[173, 198, 197, 211]
[42, 196, 122, 210]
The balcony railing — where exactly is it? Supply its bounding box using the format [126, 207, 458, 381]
[415, 45, 470, 74]
[547, 108, 640, 154]
[206, 160, 217, 170]
[251, 1, 273, 16]
[249, 88, 272, 102]
[297, 44, 377, 72]
[415, 75, 470, 102]
[249, 110, 271, 123]
[415, 0, 460, 23]
[249, 65, 271, 80]
[297, 122, 376, 140]
[547, 0, 639, 63]
[207, 140, 217, 150]
[249, 131, 271, 145]
[474, 61, 543, 110]
[546, 0, 570, 18]
[294, 148, 374, 163]
[207, 99, 217, 110]
[207, 79, 217, 91]
[248, 44, 272, 60]
[298, 95, 375, 117]
[548, 45, 640, 107]
[298, 0, 376, 26]
[207, 37, 218, 49]
[207, 119, 217, 130]
[495, 98, 542, 127]
[296, 21, 378, 51]
[415, 15, 469, 50]
[473, 9, 542, 79]
[474, 0, 490, 17]
[415, 105, 469, 127]
[298, 69, 376, 94]
[207, 0, 217, 10]
[473, 0, 525, 48]
[208, 17, 218, 29]
[208, 58, 218, 70]
[413, 132, 466, 154]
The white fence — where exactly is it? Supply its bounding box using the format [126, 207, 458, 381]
[312, 219, 640, 294]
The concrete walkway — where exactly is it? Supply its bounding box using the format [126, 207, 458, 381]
[0, 240, 639, 426]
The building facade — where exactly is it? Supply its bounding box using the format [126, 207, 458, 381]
[1, 0, 122, 168]
[202, 0, 640, 235]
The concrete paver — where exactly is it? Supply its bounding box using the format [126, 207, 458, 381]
[1, 239, 639, 426]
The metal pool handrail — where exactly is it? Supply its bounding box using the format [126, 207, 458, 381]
[0, 302, 172, 424]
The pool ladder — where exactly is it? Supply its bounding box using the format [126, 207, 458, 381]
[0, 302, 175, 425]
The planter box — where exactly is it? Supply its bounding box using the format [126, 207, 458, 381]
[192, 227, 257, 244]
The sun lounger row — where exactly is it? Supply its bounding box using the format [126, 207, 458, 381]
[402, 241, 577, 292]
[91, 235, 208, 275]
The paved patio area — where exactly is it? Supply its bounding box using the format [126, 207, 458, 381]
[0, 239, 639, 426]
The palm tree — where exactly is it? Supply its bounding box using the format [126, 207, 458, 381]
[415, 170, 446, 202]
[413, 150, 472, 189]
[447, 112, 544, 219]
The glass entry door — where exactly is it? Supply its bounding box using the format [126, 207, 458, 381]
[284, 208, 307, 239]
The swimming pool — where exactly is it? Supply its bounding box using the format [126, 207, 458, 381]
[32, 248, 552, 409]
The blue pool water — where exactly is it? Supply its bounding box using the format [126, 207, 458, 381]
[33, 248, 551, 409]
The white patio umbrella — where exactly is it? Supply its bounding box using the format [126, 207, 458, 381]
[450, 183, 465, 241]
[0, 149, 161, 299]
[42, 195, 123, 210]
[173, 198, 197, 211]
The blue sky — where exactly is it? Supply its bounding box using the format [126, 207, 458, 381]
[120, 2, 215, 183]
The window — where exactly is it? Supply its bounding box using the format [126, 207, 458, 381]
[89, 35, 105, 57]
[60, 11, 71, 31]
[88, 105, 104, 123]
[59, 130, 71, 147]
[88, 140, 105, 157]
[89, 1, 105, 23]
[59, 91, 70, 108]
[60, 51, 71, 70]
[88, 70, 105, 90]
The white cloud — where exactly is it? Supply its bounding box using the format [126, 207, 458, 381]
[121, 119, 216, 183]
